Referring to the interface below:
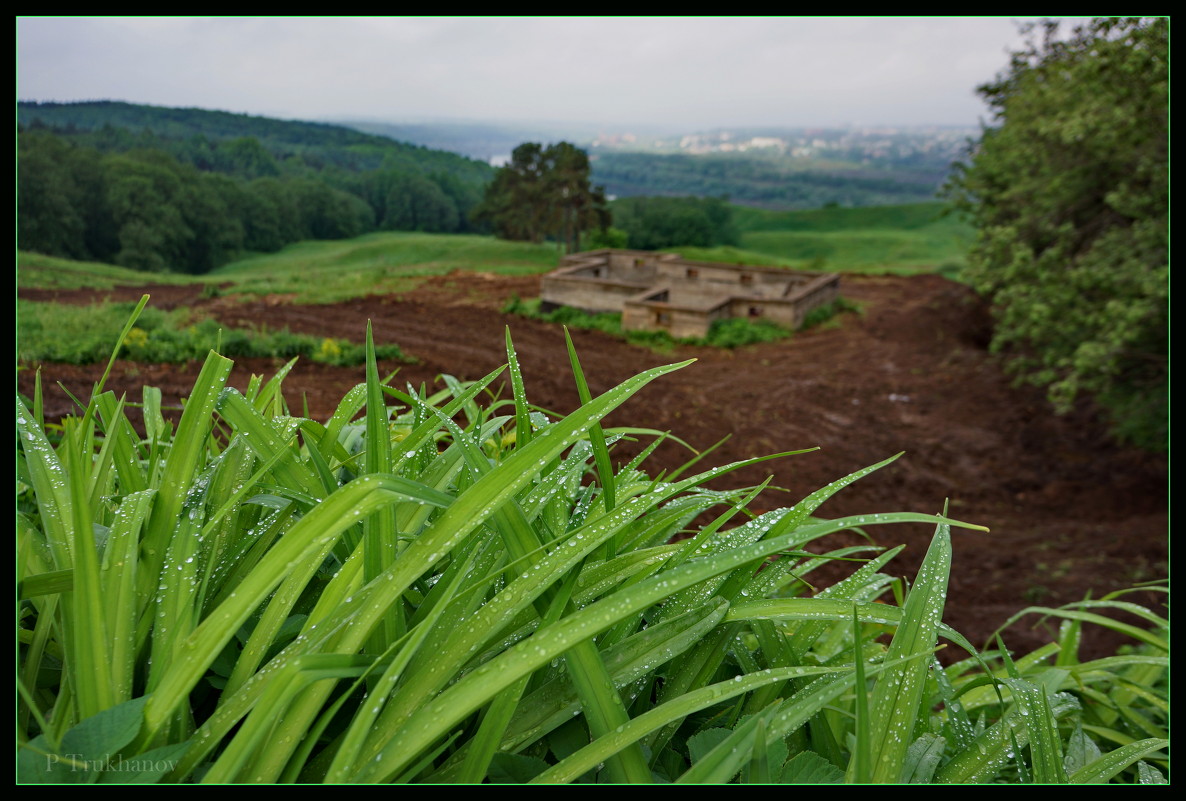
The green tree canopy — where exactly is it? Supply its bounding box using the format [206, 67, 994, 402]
[383, 174, 459, 233]
[473, 142, 610, 252]
[610, 196, 739, 250]
[946, 18, 1167, 450]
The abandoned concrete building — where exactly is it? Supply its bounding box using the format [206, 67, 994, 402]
[540, 249, 841, 339]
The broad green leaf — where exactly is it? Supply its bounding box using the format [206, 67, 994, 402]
[782, 750, 845, 783]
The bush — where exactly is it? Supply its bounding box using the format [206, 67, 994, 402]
[945, 18, 1167, 451]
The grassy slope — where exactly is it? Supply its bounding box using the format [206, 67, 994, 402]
[732, 201, 973, 274]
[17, 252, 204, 289]
[210, 233, 561, 302]
[19, 233, 562, 302]
[17, 203, 972, 300]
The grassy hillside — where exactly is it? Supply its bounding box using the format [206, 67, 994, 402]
[19, 232, 561, 302]
[18, 202, 971, 304]
[17, 252, 205, 289]
[733, 202, 973, 274]
[210, 233, 560, 302]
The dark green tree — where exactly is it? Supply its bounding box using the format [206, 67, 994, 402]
[383, 174, 459, 233]
[611, 196, 739, 250]
[103, 153, 194, 271]
[945, 18, 1167, 450]
[17, 132, 88, 258]
[546, 142, 610, 253]
[473, 142, 609, 251]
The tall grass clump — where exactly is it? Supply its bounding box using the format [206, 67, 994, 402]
[17, 300, 1166, 783]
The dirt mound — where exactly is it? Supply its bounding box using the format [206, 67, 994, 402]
[18, 270, 1167, 660]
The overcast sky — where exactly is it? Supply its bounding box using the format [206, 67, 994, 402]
[17, 17, 1064, 130]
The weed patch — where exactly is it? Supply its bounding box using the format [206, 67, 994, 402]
[17, 300, 413, 366]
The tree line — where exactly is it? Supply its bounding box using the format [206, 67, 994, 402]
[18, 128, 487, 273]
[473, 142, 741, 253]
[592, 151, 942, 210]
[20, 127, 745, 273]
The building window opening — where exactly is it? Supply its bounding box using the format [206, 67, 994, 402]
[740, 274, 754, 286]
[686, 268, 699, 279]
[749, 306, 761, 317]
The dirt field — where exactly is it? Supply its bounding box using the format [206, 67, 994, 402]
[19, 272, 1168, 660]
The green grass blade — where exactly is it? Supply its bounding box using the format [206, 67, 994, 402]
[857, 520, 953, 783]
[563, 327, 617, 517]
[458, 675, 532, 784]
[62, 418, 112, 720]
[727, 597, 978, 656]
[354, 511, 979, 781]
[364, 321, 400, 651]
[850, 604, 872, 784]
[18, 569, 74, 599]
[140, 473, 452, 741]
[989, 606, 1167, 653]
[140, 351, 233, 602]
[94, 294, 150, 402]
[536, 665, 853, 784]
[18, 398, 74, 568]
[999, 678, 1066, 783]
[1068, 738, 1169, 784]
[102, 489, 154, 703]
[505, 327, 533, 452]
[216, 389, 321, 499]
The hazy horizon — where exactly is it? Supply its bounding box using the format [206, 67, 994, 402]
[17, 17, 1073, 130]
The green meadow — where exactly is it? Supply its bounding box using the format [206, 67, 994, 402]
[18, 203, 973, 301]
[732, 202, 974, 275]
[209, 232, 562, 302]
[17, 252, 202, 290]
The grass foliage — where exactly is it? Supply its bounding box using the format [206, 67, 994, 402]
[17, 252, 202, 290]
[19, 203, 972, 303]
[730, 202, 974, 275]
[210, 232, 560, 303]
[18, 300, 412, 367]
[19, 233, 559, 302]
[16, 303, 1167, 783]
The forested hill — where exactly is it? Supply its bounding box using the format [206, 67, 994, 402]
[17, 101, 494, 180]
[17, 101, 495, 274]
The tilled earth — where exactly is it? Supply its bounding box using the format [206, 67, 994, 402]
[19, 272, 1168, 661]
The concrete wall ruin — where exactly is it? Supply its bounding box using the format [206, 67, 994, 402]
[540, 249, 840, 338]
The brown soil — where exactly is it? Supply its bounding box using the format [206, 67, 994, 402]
[18, 272, 1167, 662]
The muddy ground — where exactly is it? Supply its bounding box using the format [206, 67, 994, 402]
[19, 272, 1168, 661]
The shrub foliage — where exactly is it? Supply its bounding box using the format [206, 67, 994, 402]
[945, 18, 1168, 450]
